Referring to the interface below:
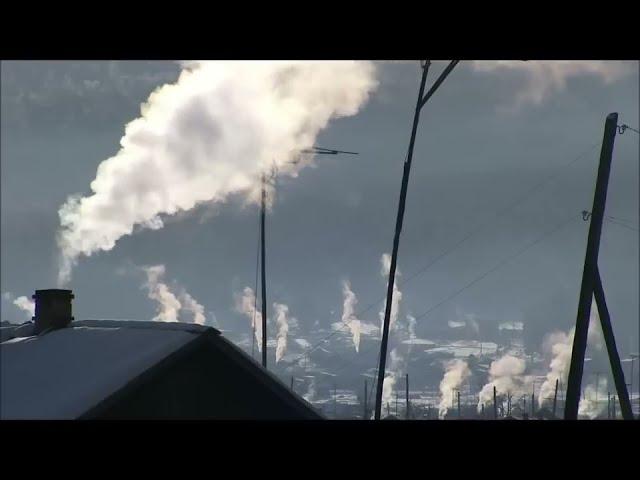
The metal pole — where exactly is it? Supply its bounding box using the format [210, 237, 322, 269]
[531, 393, 534, 418]
[493, 386, 498, 419]
[553, 379, 559, 419]
[260, 173, 268, 368]
[405, 374, 410, 419]
[565, 113, 619, 419]
[375, 62, 431, 419]
[594, 266, 633, 419]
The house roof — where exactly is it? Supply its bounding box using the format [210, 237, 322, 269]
[1, 319, 321, 420]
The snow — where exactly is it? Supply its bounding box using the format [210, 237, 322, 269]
[0, 320, 209, 419]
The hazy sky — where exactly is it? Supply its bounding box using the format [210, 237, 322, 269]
[1, 61, 638, 400]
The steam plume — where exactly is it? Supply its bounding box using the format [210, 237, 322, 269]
[273, 302, 290, 363]
[56, 61, 378, 285]
[180, 291, 206, 325]
[2, 292, 35, 320]
[379, 253, 402, 333]
[578, 379, 608, 419]
[538, 300, 603, 407]
[470, 61, 634, 108]
[141, 264, 206, 324]
[438, 359, 471, 419]
[236, 286, 263, 351]
[477, 354, 532, 411]
[341, 280, 361, 352]
[142, 265, 182, 322]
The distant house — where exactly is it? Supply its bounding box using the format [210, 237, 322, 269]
[0, 289, 322, 420]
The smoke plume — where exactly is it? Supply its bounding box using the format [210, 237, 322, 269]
[273, 302, 290, 363]
[438, 359, 471, 419]
[141, 264, 206, 324]
[180, 291, 206, 326]
[236, 286, 263, 351]
[477, 354, 532, 411]
[578, 379, 608, 419]
[56, 61, 378, 285]
[341, 280, 361, 352]
[2, 292, 35, 320]
[379, 253, 402, 333]
[470, 61, 634, 108]
[538, 300, 603, 407]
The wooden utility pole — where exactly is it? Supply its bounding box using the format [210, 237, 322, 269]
[260, 173, 268, 368]
[565, 113, 632, 420]
[493, 386, 498, 419]
[374, 60, 460, 419]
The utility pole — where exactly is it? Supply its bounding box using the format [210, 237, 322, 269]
[405, 373, 410, 419]
[553, 379, 559, 419]
[258, 147, 357, 370]
[531, 393, 535, 418]
[260, 173, 268, 369]
[565, 113, 633, 420]
[457, 390, 461, 418]
[607, 392, 611, 419]
[374, 60, 459, 419]
[334, 383, 337, 418]
[290, 376, 294, 391]
[493, 386, 498, 419]
[612, 395, 616, 419]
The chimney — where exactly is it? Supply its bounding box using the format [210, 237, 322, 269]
[32, 289, 74, 335]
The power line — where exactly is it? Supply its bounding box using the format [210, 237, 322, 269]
[606, 217, 639, 233]
[289, 141, 599, 365]
[332, 213, 582, 377]
[412, 213, 581, 322]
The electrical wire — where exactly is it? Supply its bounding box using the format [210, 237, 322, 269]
[289, 141, 599, 366]
[331, 213, 582, 377]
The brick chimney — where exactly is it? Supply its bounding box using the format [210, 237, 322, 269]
[32, 289, 74, 335]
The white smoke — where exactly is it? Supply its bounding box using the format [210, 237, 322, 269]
[2, 292, 36, 320]
[578, 379, 608, 419]
[538, 299, 604, 407]
[379, 253, 402, 333]
[141, 264, 206, 324]
[470, 61, 634, 108]
[273, 302, 290, 363]
[382, 348, 407, 416]
[142, 265, 182, 322]
[180, 291, 206, 326]
[341, 280, 361, 352]
[56, 61, 378, 285]
[236, 286, 263, 352]
[477, 354, 533, 412]
[438, 359, 471, 419]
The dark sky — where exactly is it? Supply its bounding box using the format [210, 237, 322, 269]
[1, 61, 638, 399]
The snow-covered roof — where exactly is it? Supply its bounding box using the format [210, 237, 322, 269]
[0, 319, 215, 420]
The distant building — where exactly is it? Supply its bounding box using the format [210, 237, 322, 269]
[0, 289, 322, 420]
